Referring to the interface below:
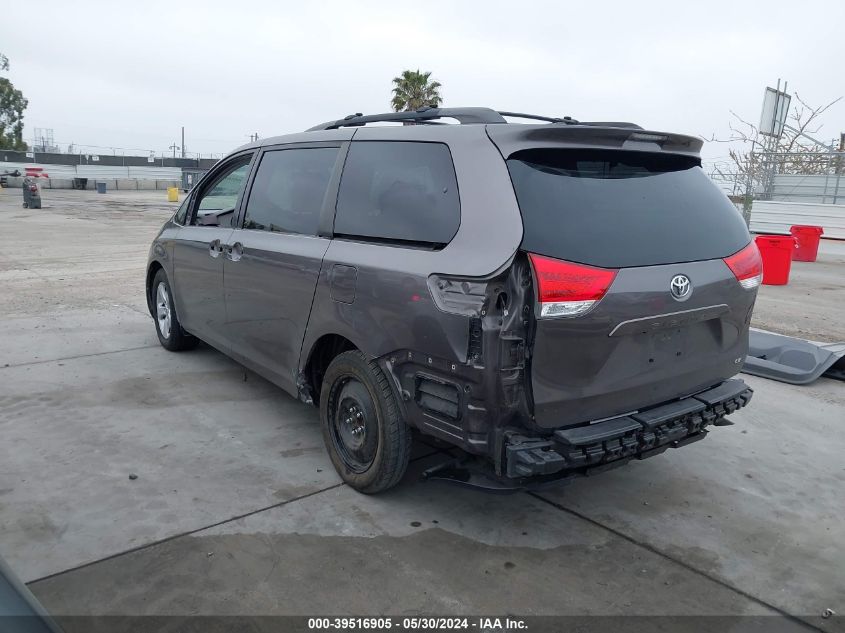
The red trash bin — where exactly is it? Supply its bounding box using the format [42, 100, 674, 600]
[789, 225, 824, 262]
[755, 235, 795, 285]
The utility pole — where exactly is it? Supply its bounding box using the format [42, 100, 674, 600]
[169, 143, 180, 159]
[181, 127, 186, 159]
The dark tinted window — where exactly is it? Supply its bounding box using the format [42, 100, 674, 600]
[335, 141, 460, 246]
[507, 149, 750, 268]
[244, 148, 339, 236]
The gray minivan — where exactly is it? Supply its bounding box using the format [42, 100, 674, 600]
[146, 107, 759, 493]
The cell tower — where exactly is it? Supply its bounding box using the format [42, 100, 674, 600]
[32, 128, 59, 153]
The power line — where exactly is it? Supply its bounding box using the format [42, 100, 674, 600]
[22, 139, 225, 160]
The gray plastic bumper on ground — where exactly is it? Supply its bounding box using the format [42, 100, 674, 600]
[742, 329, 845, 385]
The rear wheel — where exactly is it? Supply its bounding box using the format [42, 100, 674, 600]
[151, 269, 198, 351]
[320, 351, 411, 493]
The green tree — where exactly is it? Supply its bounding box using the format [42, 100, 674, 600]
[0, 53, 29, 151]
[390, 69, 442, 112]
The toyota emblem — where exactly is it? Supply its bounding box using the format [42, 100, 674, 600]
[670, 274, 692, 301]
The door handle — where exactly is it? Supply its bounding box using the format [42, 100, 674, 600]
[209, 239, 223, 258]
[225, 241, 243, 262]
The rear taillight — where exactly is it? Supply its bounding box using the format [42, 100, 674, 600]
[528, 253, 618, 318]
[723, 242, 762, 290]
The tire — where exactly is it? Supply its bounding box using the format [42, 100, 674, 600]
[320, 350, 411, 493]
[151, 268, 198, 352]
[22, 202, 28, 208]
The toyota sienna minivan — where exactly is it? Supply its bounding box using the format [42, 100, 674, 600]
[147, 107, 759, 493]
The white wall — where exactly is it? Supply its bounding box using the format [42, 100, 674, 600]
[750, 200, 845, 239]
[1, 162, 181, 181]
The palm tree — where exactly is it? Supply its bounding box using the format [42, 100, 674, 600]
[391, 70, 443, 112]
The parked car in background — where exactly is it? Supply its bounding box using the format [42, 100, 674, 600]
[146, 107, 759, 493]
[0, 554, 62, 633]
[1, 169, 21, 189]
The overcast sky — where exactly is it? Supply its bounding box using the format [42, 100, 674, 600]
[2, 0, 843, 167]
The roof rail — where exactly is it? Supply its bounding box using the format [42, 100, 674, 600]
[498, 111, 580, 124]
[307, 107, 508, 131]
[305, 107, 606, 132]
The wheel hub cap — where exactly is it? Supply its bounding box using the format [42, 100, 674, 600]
[156, 282, 172, 339]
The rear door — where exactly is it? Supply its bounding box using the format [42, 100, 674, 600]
[500, 143, 760, 428]
[173, 153, 253, 350]
[223, 143, 344, 395]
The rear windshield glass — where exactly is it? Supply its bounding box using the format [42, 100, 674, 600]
[507, 149, 750, 268]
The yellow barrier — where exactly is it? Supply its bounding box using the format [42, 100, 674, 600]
[167, 187, 179, 203]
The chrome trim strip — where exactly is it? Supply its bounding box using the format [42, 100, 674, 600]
[608, 304, 730, 337]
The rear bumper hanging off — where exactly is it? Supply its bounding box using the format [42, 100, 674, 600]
[423, 379, 752, 492]
[508, 378, 752, 478]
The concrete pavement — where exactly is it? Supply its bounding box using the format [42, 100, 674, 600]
[0, 189, 842, 630]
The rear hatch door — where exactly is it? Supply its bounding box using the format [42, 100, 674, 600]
[488, 125, 760, 428]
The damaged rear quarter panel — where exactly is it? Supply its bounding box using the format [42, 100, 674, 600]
[298, 126, 526, 451]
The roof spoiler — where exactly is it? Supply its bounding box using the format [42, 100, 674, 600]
[486, 123, 703, 157]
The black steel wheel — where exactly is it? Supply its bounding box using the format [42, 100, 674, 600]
[331, 378, 379, 473]
[320, 351, 411, 493]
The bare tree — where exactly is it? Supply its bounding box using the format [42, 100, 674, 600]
[708, 93, 841, 205]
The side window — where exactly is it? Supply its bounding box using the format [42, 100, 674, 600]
[334, 141, 460, 246]
[191, 156, 252, 227]
[173, 197, 189, 225]
[243, 147, 339, 236]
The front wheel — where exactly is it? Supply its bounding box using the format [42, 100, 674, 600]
[320, 351, 411, 493]
[151, 269, 198, 351]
